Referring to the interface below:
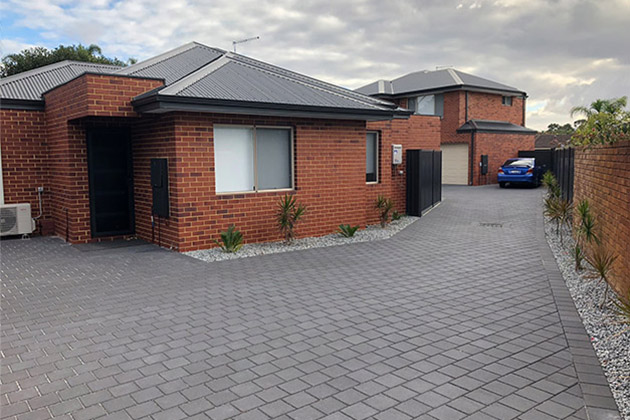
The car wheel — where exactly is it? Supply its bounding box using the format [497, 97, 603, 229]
[499, 182, 506, 188]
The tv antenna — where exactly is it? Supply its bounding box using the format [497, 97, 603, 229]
[232, 36, 260, 53]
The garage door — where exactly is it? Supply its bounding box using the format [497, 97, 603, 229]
[441, 143, 469, 185]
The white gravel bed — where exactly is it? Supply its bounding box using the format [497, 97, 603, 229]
[544, 217, 630, 419]
[186, 216, 419, 262]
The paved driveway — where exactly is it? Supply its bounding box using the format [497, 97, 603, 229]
[1, 186, 621, 420]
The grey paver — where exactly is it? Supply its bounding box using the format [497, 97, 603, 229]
[0, 186, 621, 420]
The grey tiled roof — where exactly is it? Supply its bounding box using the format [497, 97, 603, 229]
[535, 134, 572, 149]
[356, 68, 525, 97]
[457, 119, 537, 134]
[0, 61, 121, 101]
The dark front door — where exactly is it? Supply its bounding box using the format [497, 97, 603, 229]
[87, 128, 135, 237]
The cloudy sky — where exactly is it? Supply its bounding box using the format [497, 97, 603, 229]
[1, 0, 628, 130]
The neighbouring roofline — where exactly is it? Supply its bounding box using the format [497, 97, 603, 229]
[131, 94, 411, 121]
[457, 119, 537, 134]
[371, 85, 527, 99]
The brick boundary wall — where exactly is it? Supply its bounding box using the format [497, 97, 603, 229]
[573, 141, 630, 295]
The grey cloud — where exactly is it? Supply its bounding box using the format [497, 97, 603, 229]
[2, 0, 629, 130]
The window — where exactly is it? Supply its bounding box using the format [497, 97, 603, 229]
[407, 94, 444, 116]
[502, 96, 513, 106]
[214, 126, 292, 193]
[366, 131, 379, 183]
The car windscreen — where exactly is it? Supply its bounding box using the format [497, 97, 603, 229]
[503, 159, 534, 167]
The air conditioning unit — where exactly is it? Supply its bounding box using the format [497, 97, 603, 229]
[0, 203, 35, 236]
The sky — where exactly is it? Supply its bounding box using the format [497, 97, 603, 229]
[1, 0, 629, 131]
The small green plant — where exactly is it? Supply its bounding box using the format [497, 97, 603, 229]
[613, 288, 630, 324]
[542, 171, 561, 198]
[544, 197, 573, 245]
[574, 199, 600, 271]
[214, 225, 243, 253]
[375, 195, 394, 228]
[277, 194, 307, 243]
[338, 224, 359, 238]
[585, 244, 618, 308]
[391, 210, 403, 221]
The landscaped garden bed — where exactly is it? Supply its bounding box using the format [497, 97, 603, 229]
[186, 215, 418, 262]
[543, 197, 629, 419]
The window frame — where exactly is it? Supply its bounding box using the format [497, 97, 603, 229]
[213, 124, 295, 195]
[366, 130, 380, 184]
[502, 96, 513, 106]
[407, 94, 444, 117]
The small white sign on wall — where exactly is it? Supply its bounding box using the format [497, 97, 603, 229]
[392, 144, 403, 165]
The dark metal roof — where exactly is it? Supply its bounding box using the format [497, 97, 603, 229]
[457, 119, 537, 134]
[133, 51, 407, 120]
[535, 134, 572, 149]
[0, 60, 122, 102]
[115, 42, 224, 84]
[356, 68, 525, 97]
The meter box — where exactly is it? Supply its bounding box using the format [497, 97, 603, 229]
[392, 144, 403, 165]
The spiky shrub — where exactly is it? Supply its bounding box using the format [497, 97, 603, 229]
[391, 210, 403, 221]
[574, 199, 600, 271]
[215, 225, 243, 253]
[375, 195, 394, 228]
[544, 197, 573, 245]
[613, 288, 630, 324]
[338, 224, 359, 238]
[542, 171, 561, 198]
[277, 194, 307, 243]
[585, 244, 618, 307]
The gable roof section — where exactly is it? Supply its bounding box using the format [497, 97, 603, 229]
[535, 134, 572, 149]
[132, 51, 407, 121]
[355, 68, 525, 97]
[0, 61, 122, 108]
[115, 42, 224, 84]
[457, 119, 536, 134]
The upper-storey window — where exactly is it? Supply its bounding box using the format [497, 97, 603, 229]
[502, 96, 513, 106]
[407, 94, 444, 117]
[214, 126, 293, 193]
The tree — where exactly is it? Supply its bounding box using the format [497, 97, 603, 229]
[1, 44, 135, 77]
[544, 123, 574, 135]
[570, 97, 628, 119]
[570, 97, 630, 146]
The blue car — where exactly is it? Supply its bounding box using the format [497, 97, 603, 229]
[498, 158, 542, 188]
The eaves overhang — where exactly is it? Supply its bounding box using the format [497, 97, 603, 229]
[132, 94, 412, 122]
[372, 85, 527, 100]
[0, 98, 45, 110]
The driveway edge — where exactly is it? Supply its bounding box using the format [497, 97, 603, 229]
[537, 211, 622, 420]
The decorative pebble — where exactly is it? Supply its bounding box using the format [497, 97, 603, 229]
[186, 216, 419, 262]
[544, 217, 629, 419]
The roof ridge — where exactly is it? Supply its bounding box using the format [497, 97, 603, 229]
[225, 54, 394, 110]
[228, 53, 395, 108]
[117, 42, 225, 76]
[447, 68, 464, 85]
[0, 60, 120, 85]
[159, 53, 231, 95]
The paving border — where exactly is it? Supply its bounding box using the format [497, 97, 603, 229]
[536, 210, 622, 420]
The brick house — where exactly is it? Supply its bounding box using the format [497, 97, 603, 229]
[357, 69, 536, 185]
[1, 42, 442, 251]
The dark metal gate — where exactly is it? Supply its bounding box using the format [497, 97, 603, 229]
[407, 150, 442, 216]
[553, 148, 574, 202]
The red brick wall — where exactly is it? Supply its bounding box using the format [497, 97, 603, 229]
[42, 74, 163, 242]
[467, 92, 524, 125]
[130, 113, 368, 252]
[573, 141, 630, 295]
[366, 115, 441, 222]
[474, 132, 535, 184]
[441, 91, 466, 144]
[0, 109, 54, 234]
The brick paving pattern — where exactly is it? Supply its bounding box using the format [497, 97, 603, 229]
[1, 186, 621, 419]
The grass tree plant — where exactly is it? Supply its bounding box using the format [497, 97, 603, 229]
[375, 195, 394, 228]
[584, 244, 618, 308]
[215, 225, 243, 253]
[277, 194, 307, 243]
